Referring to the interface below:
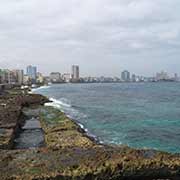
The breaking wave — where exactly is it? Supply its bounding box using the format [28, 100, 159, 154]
[47, 98, 72, 108]
[32, 85, 50, 92]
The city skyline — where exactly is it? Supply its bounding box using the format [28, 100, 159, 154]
[1, 1, 180, 76]
[1, 65, 179, 78]
[1, 64, 179, 86]
[0, 64, 179, 78]
[1, 62, 180, 78]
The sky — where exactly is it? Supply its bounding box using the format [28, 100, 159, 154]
[0, 0, 180, 77]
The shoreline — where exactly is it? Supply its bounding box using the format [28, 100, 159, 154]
[0, 88, 180, 179]
[32, 85, 103, 145]
[32, 86, 174, 154]
[67, 115, 103, 145]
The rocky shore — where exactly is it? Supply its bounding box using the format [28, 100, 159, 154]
[0, 88, 180, 180]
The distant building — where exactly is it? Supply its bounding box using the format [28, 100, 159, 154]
[50, 72, 63, 83]
[0, 69, 23, 85]
[17, 70, 24, 84]
[36, 72, 44, 84]
[0, 69, 6, 83]
[156, 71, 169, 81]
[23, 75, 31, 85]
[26, 65, 37, 83]
[44, 76, 51, 84]
[2, 69, 15, 84]
[71, 65, 79, 81]
[63, 73, 72, 83]
[113, 77, 120, 82]
[174, 73, 178, 81]
[12, 70, 24, 85]
[132, 74, 136, 82]
[0, 69, 2, 84]
[121, 70, 130, 82]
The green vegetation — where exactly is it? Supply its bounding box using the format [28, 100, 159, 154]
[40, 106, 68, 124]
[39, 106, 94, 149]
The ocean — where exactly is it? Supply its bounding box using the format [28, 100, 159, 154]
[33, 82, 180, 153]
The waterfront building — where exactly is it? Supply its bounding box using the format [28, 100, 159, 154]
[36, 72, 44, 84]
[132, 74, 136, 82]
[0, 69, 24, 85]
[0, 69, 8, 84]
[50, 72, 63, 83]
[0, 70, 2, 84]
[44, 76, 51, 84]
[113, 77, 121, 82]
[26, 65, 37, 83]
[17, 70, 24, 85]
[174, 73, 178, 81]
[121, 70, 130, 82]
[12, 70, 24, 85]
[63, 73, 72, 83]
[71, 65, 79, 81]
[23, 75, 31, 85]
[156, 71, 169, 81]
[2, 69, 15, 84]
[0, 70, 8, 83]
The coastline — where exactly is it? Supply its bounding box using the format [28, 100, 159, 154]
[32, 85, 102, 145]
[0, 88, 180, 179]
[33, 83, 180, 154]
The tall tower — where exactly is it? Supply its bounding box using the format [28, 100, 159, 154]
[121, 70, 130, 82]
[71, 65, 79, 80]
[26, 65, 37, 83]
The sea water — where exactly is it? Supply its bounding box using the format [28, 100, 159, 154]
[33, 82, 180, 153]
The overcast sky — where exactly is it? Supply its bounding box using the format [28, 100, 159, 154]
[0, 0, 180, 77]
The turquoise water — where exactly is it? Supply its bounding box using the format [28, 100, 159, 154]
[34, 83, 180, 153]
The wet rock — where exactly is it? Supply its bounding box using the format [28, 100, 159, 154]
[0, 90, 49, 149]
[14, 129, 45, 149]
[22, 118, 41, 130]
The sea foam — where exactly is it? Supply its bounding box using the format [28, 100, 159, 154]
[48, 98, 72, 108]
[32, 85, 50, 92]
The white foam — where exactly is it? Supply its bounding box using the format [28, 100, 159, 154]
[44, 97, 96, 142]
[99, 140, 104, 144]
[32, 85, 50, 92]
[48, 98, 72, 108]
[78, 123, 84, 129]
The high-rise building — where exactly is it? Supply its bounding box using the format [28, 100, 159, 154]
[12, 70, 24, 85]
[132, 74, 136, 82]
[0, 69, 8, 84]
[26, 65, 37, 83]
[121, 70, 130, 82]
[0, 70, 2, 84]
[174, 73, 178, 81]
[3, 69, 15, 84]
[72, 65, 79, 80]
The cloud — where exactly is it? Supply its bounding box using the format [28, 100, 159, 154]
[0, 0, 180, 76]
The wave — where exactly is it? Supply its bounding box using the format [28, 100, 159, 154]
[77, 122, 85, 130]
[45, 98, 87, 119]
[44, 97, 102, 143]
[47, 98, 72, 108]
[76, 121, 102, 143]
[32, 85, 50, 92]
